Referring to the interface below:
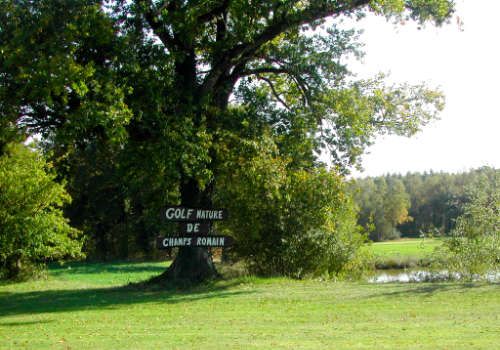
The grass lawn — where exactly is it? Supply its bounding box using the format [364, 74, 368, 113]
[369, 238, 442, 260]
[0, 261, 499, 349]
[366, 238, 443, 269]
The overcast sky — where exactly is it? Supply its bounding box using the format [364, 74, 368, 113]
[348, 0, 499, 177]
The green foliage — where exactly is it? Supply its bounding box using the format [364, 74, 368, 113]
[439, 167, 500, 277]
[0, 1, 132, 144]
[350, 176, 411, 241]
[215, 135, 368, 278]
[315, 77, 444, 170]
[51, 136, 183, 260]
[400, 171, 468, 235]
[272, 172, 367, 279]
[370, 0, 454, 25]
[0, 143, 83, 280]
[351, 169, 499, 243]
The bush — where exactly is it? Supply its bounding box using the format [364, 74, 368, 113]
[0, 143, 84, 279]
[275, 171, 371, 279]
[215, 137, 369, 278]
[438, 167, 499, 278]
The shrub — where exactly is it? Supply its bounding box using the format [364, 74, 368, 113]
[438, 167, 499, 278]
[215, 137, 369, 279]
[0, 143, 84, 280]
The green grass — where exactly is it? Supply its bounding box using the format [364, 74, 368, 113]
[47, 260, 172, 286]
[366, 238, 442, 269]
[370, 239, 442, 259]
[1, 261, 499, 349]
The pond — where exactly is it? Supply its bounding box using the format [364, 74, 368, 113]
[368, 269, 500, 283]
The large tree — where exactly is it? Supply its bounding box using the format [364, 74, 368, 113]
[1, 0, 454, 281]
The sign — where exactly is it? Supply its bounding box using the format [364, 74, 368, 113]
[178, 222, 211, 234]
[163, 207, 228, 222]
[157, 205, 232, 250]
[157, 235, 233, 248]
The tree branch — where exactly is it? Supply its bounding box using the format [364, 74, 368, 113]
[239, 66, 291, 77]
[134, 0, 175, 49]
[290, 75, 311, 107]
[200, 0, 370, 98]
[236, 65, 312, 107]
[234, 0, 370, 65]
[197, 0, 230, 24]
[257, 75, 292, 112]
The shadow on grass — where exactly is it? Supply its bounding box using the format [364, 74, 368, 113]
[0, 319, 54, 327]
[48, 261, 169, 277]
[0, 278, 254, 318]
[366, 282, 480, 299]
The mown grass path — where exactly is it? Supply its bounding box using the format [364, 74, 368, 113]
[0, 261, 498, 349]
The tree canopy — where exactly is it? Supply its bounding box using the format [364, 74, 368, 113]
[1, 0, 452, 161]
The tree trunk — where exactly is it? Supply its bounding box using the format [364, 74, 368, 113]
[154, 179, 219, 284]
[5, 254, 22, 280]
[162, 246, 218, 282]
[150, 50, 225, 284]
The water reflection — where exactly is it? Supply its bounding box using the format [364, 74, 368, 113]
[368, 270, 500, 283]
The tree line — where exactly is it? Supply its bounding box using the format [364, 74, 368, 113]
[350, 167, 499, 241]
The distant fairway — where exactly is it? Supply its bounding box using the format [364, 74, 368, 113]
[364, 238, 443, 269]
[370, 238, 442, 259]
[1, 260, 498, 349]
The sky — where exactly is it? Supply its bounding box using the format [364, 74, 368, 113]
[347, 0, 500, 177]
